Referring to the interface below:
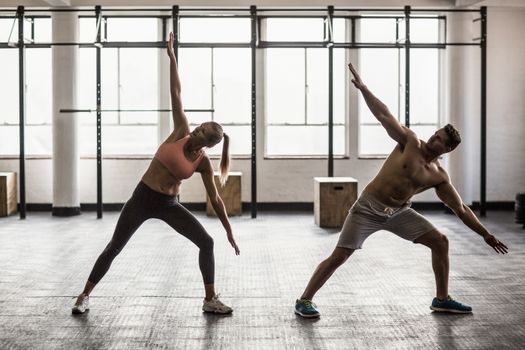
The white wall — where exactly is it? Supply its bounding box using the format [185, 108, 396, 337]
[486, 7, 525, 200]
[1, 5, 524, 205]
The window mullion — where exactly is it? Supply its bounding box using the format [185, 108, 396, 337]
[211, 47, 215, 122]
[304, 48, 308, 126]
[117, 47, 121, 125]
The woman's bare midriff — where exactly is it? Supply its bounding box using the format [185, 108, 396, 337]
[141, 158, 182, 196]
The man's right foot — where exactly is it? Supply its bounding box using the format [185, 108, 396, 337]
[430, 295, 472, 314]
[72, 294, 89, 314]
[295, 299, 320, 318]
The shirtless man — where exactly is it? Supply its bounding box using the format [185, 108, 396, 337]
[294, 63, 508, 318]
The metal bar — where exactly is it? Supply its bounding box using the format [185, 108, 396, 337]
[178, 8, 250, 12]
[250, 5, 257, 219]
[258, 41, 329, 48]
[59, 108, 215, 113]
[179, 15, 251, 18]
[84, 14, 170, 18]
[17, 6, 26, 219]
[351, 18, 356, 44]
[0, 41, 479, 50]
[17, 8, 94, 13]
[480, 6, 487, 217]
[211, 48, 215, 121]
[30, 17, 34, 43]
[95, 5, 102, 219]
[410, 8, 480, 13]
[178, 43, 251, 48]
[333, 8, 405, 12]
[173, 5, 179, 59]
[259, 8, 340, 12]
[333, 43, 404, 48]
[328, 5, 334, 177]
[258, 15, 329, 19]
[2, 42, 252, 48]
[404, 6, 410, 128]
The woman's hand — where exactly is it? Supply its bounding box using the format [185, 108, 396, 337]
[167, 31, 176, 60]
[227, 231, 240, 256]
[348, 63, 366, 90]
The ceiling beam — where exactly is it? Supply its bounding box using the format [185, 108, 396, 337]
[42, 0, 71, 6]
[455, 0, 483, 6]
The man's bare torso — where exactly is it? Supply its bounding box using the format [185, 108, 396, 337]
[364, 136, 448, 207]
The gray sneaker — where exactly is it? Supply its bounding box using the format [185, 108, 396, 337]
[72, 294, 89, 314]
[202, 294, 233, 314]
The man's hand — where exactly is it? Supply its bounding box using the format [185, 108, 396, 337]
[484, 234, 508, 254]
[348, 63, 366, 90]
[167, 31, 176, 60]
[227, 231, 240, 256]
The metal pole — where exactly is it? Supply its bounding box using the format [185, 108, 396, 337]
[250, 5, 257, 218]
[480, 6, 487, 217]
[17, 6, 26, 219]
[95, 5, 103, 218]
[404, 6, 410, 128]
[328, 5, 334, 177]
[172, 6, 179, 59]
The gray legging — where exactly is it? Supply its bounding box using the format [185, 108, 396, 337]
[88, 181, 215, 285]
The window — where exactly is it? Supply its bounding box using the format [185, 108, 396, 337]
[178, 18, 252, 156]
[264, 17, 346, 157]
[358, 17, 440, 156]
[178, 47, 251, 155]
[78, 18, 160, 156]
[265, 18, 326, 42]
[179, 18, 250, 43]
[0, 18, 52, 156]
[0, 48, 19, 155]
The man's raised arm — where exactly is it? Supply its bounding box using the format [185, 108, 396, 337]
[348, 63, 413, 146]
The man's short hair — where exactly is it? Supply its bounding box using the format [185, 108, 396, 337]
[444, 124, 461, 151]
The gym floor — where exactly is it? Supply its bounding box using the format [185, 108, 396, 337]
[0, 210, 523, 349]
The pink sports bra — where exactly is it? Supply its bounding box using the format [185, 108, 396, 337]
[154, 135, 204, 181]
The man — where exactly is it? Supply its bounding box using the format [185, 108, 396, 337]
[294, 63, 508, 318]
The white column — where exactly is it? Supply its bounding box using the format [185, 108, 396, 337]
[52, 10, 80, 216]
[445, 12, 481, 205]
[158, 20, 171, 143]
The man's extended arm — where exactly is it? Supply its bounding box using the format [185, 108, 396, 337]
[348, 63, 413, 146]
[435, 178, 508, 254]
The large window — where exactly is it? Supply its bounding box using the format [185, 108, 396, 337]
[78, 18, 160, 156]
[264, 18, 347, 156]
[178, 18, 252, 156]
[0, 17, 52, 156]
[358, 17, 441, 156]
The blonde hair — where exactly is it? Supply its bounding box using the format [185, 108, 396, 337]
[219, 133, 230, 186]
[208, 122, 230, 187]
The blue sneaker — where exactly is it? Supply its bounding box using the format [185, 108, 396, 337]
[430, 295, 472, 314]
[295, 299, 320, 318]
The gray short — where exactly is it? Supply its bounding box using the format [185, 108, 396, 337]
[337, 192, 436, 250]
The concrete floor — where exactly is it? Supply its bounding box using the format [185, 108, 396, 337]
[0, 210, 524, 350]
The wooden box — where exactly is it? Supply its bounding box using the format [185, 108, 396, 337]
[206, 172, 242, 217]
[314, 177, 358, 228]
[0, 172, 17, 217]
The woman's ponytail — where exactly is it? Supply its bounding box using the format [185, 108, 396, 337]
[219, 133, 230, 186]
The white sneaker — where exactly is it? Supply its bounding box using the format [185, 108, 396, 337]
[202, 294, 233, 314]
[72, 294, 89, 314]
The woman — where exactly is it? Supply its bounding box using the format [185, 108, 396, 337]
[72, 32, 240, 315]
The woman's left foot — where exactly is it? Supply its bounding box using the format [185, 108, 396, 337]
[202, 294, 233, 314]
[72, 293, 90, 314]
